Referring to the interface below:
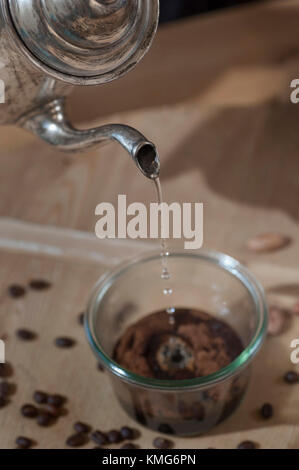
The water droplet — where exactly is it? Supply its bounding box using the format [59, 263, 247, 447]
[166, 307, 175, 315]
[161, 269, 171, 280]
[163, 288, 172, 295]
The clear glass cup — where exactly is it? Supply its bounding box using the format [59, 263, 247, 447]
[85, 250, 268, 436]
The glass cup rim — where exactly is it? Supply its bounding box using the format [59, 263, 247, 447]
[85, 249, 268, 391]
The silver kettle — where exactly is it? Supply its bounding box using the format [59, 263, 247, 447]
[0, 0, 160, 178]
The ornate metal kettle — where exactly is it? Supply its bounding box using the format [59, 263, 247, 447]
[0, 0, 160, 178]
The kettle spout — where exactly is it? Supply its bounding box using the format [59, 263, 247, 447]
[19, 99, 160, 179]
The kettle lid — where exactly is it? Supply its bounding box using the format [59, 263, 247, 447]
[8, 0, 159, 84]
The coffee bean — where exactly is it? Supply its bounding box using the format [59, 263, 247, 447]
[37, 410, 53, 427]
[0, 381, 14, 397]
[74, 422, 91, 434]
[0, 362, 13, 378]
[121, 443, 138, 449]
[246, 233, 291, 253]
[158, 423, 174, 435]
[54, 337, 75, 348]
[107, 430, 122, 444]
[33, 390, 48, 404]
[47, 394, 66, 408]
[120, 426, 134, 440]
[21, 404, 38, 418]
[66, 433, 88, 448]
[29, 279, 51, 290]
[16, 329, 37, 341]
[0, 396, 8, 408]
[97, 362, 105, 372]
[267, 306, 286, 336]
[283, 371, 299, 384]
[78, 313, 85, 326]
[44, 404, 62, 418]
[8, 285, 26, 298]
[260, 403, 273, 419]
[91, 430, 107, 446]
[153, 437, 173, 449]
[16, 436, 33, 449]
[237, 440, 257, 449]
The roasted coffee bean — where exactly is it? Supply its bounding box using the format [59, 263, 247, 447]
[91, 430, 107, 446]
[153, 437, 173, 449]
[260, 403, 273, 419]
[237, 440, 257, 449]
[267, 306, 286, 336]
[8, 285, 26, 298]
[47, 394, 66, 408]
[0, 362, 13, 378]
[283, 371, 299, 384]
[29, 279, 51, 290]
[54, 337, 75, 348]
[0, 396, 7, 408]
[44, 404, 62, 418]
[37, 410, 53, 427]
[107, 430, 122, 444]
[121, 443, 138, 449]
[78, 313, 85, 326]
[120, 426, 134, 440]
[66, 432, 88, 448]
[16, 329, 37, 341]
[33, 390, 48, 404]
[16, 436, 33, 449]
[74, 422, 91, 434]
[0, 381, 14, 397]
[21, 404, 38, 418]
[246, 233, 291, 253]
[158, 423, 174, 435]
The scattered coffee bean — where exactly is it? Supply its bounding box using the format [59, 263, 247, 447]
[260, 403, 273, 419]
[283, 370, 299, 384]
[0, 396, 7, 408]
[246, 233, 291, 253]
[97, 362, 105, 372]
[91, 430, 107, 446]
[237, 440, 257, 449]
[74, 422, 91, 434]
[21, 404, 38, 418]
[16, 436, 33, 449]
[8, 284, 26, 298]
[0, 362, 13, 378]
[78, 313, 85, 326]
[47, 394, 66, 408]
[37, 410, 53, 427]
[267, 306, 286, 336]
[0, 381, 14, 397]
[120, 426, 134, 440]
[16, 329, 37, 341]
[107, 430, 122, 444]
[153, 437, 173, 449]
[158, 423, 174, 435]
[29, 279, 51, 291]
[44, 404, 61, 418]
[54, 337, 75, 348]
[121, 443, 138, 449]
[66, 432, 88, 448]
[33, 390, 48, 404]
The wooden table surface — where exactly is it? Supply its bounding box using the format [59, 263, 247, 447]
[0, 0, 299, 449]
